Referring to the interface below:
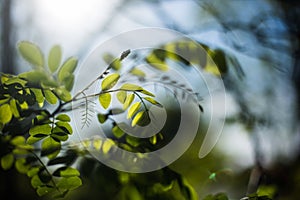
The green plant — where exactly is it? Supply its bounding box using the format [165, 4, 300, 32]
[0, 41, 269, 200]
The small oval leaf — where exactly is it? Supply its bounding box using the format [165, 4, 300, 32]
[123, 93, 135, 110]
[48, 45, 62, 73]
[131, 111, 145, 127]
[1, 153, 14, 170]
[18, 41, 44, 68]
[0, 104, 12, 124]
[101, 73, 120, 91]
[58, 57, 78, 82]
[99, 93, 111, 109]
[127, 102, 141, 119]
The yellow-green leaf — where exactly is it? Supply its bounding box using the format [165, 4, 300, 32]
[10, 136, 26, 145]
[29, 124, 52, 136]
[120, 83, 142, 91]
[36, 186, 55, 196]
[56, 114, 71, 122]
[15, 158, 30, 174]
[9, 99, 20, 118]
[41, 137, 61, 159]
[48, 45, 62, 73]
[31, 88, 44, 107]
[57, 177, 82, 190]
[130, 68, 146, 77]
[0, 104, 12, 124]
[18, 41, 44, 68]
[123, 94, 135, 110]
[102, 139, 114, 154]
[27, 167, 40, 177]
[31, 175, 43, 188]
[93, 138, 102, 150]
[127, 102, 141, 119]
[143, 97, 162, 107]
[117, 91, 127, 104]
[101, 73, 120, 91]
[62, 74, 75, 91]
[54, 88, 72, 102]
[58, 57, 78, 82]
[1, 153, 14, 170]
[131, 111, 145, 127]
[97, 113, 107, 124]
[59, 167, 80, 177]
[99, 93, 111, 109]
[112, 125, 124, 138]
[43, 90, 58, 104]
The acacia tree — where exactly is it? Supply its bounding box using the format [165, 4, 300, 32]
[0, 40, 272, 200]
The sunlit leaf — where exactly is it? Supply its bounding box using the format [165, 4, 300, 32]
[41, 137, 61, 159]
[62, 74, 74, 91]
[143, 97, 162, 107]
[102, 139, 115, 154]
[10, 136, 26, 145]
[56, 114, 71, 122]
[120, 83, 142, 91]
[1, 153, 14, 170]
[36, 186, 55, 196]
[117, 91, 127, 104]
[123, 93, 135, 110]
[93, 137, 102, 150]
[9, 99, 20, 118]
[150, 135, 157, 145]
[29, 124, 52, 136]
[27, 135, 48, 145]
[127, 102, 141, 119]
[31, 88, 44, 107]
[0, 104, 12, 124]
[58, 57, 78, 82]
[112, 125, 124, 138]
[53, 167, 80, 177]
[15, 158, 30, 174]
[18, 41, 44, 68]
[99, 93, 111, 109]
[43, 90, 58, 104]
[54, 87, 72, 102]
[97, 113, 107, 124]
[101, 73, 120, 91]
[125, 135, 140, 147]
[56, 121, 73, 134]
[130, 68, 146, 77]
[48, 45, 62, 73]
[27, 167, 40, 178]
[57, 177, 82, 190]
[19, 71, 49, 84]
[31, 175, 44, 188]
[131, 111, 145, 127]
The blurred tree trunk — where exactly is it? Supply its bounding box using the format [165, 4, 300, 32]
[1, 0, 15, 74]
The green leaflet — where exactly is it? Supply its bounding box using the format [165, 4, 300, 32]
[53, 167, 80, 177]
[36, 186, 55, 197]
[117, 91, 127, 104]
[123, 93, 135, 110]
[0, 104, 12, 124]
[41, 137, 61, 159]
[97, 113, 107, 124]
[54, 87, 72, 102]
[18, 41, 44, 68]
[48, 45, 62, 73]
[29, 124, 52, 136]
[58, 57, 78, 83]
[57, 176, 82, 190]
[130, 68, 146, 77]
[56, 114, 71, 122]
[102, 139, 115, 154]
[131, 111, 145, 127]
[1, 153, 14, 170]
[101, 73, 120, 91]
[127, 102, 141, 119]
[143, 97, 162, 107]
[112, 125, 124, 138]
[99, 93, 111, 109]
[43, 90, 58, 104]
